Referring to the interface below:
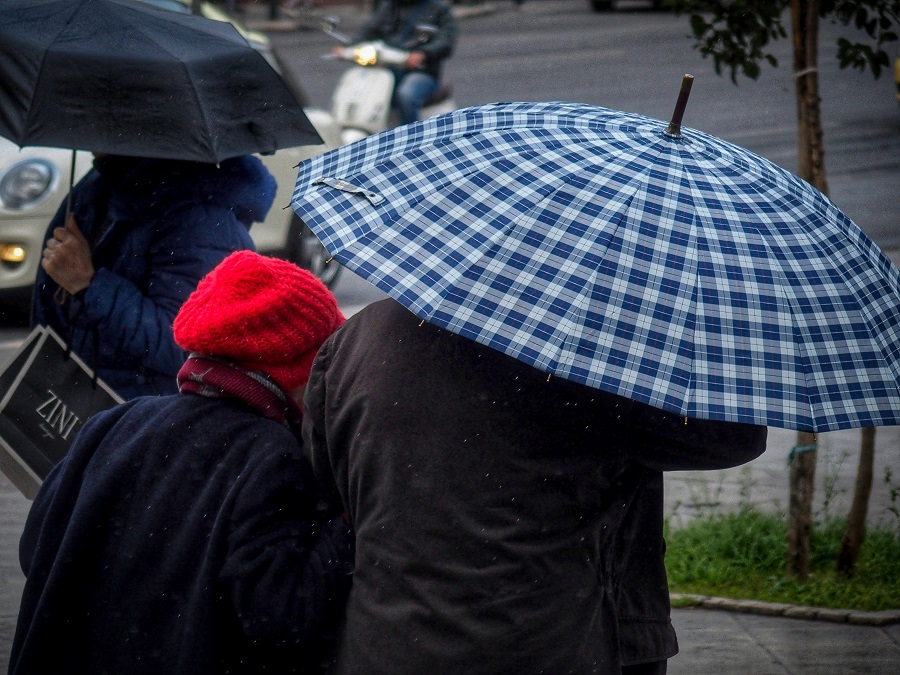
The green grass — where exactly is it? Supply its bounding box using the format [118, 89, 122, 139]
[664, 509, 900, 612]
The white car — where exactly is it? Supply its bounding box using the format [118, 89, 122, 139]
[0, 0, 341, 309]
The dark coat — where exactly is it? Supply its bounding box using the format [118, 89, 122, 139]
[32, 155, 273, 400]
[303, 299, 767, 674]
[353, 0, 457, 79]
[11, 393, 353, 675]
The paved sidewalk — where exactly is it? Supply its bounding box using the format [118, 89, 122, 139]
[668, 608, 900, 674]
[0, 474, 28, 673]
[2, 426, 899, 672]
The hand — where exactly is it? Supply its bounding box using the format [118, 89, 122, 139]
[405, 50, 427, 69]
[42, 213, 95, 295]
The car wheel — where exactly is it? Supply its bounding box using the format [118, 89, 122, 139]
[591, 0, 613, 11]
[287, 215, 342, 289]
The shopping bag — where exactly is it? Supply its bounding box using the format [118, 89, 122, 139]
[0, 325, 43, 398]
[0, 326, 123, 499]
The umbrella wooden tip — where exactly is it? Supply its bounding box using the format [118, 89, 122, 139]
[664, 74, 695, 139]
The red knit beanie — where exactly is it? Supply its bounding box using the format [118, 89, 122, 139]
[173, 251, 345, 391]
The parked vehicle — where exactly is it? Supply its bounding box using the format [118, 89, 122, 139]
[590, 0, 665, 10]
[895, 47, 899, 105]
[324, 17, 457, 145]
[0, 0, 342, 309]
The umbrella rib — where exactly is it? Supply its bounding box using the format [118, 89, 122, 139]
[180, 64, 219, 161]
[752, 233, 818, 423]
[16, 4, 80, 147]
[131, 29, 235, 163]
[593, 138, 701, 417]
[691, 167, 820, 425]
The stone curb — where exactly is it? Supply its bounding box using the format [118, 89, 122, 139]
[670, 593, 900, 626]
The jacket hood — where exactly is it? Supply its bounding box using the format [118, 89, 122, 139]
[96, 155, 276, 227]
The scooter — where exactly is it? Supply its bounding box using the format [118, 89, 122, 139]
[283, 19, 457, 289]
[323, 17, 457, 145]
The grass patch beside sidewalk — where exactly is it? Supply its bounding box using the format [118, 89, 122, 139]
[664, 509, 900, 612]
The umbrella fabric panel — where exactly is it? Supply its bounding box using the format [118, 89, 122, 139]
[0, 0, 321, 163]
[291, 101, 900, 431]
[668, 141, 894, 430]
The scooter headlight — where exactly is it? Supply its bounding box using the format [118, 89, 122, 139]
[353, 44, 378, 67]
[0, 158, 59, 210]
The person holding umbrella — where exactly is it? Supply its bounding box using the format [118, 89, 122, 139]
[11, 251, 352, 675]
[0, 0, 326, 400]
[291, 99, 900, 672]
[34, 152, 275, 400]
[303, 299, 766, 674]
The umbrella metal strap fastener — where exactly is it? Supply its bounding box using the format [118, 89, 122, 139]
[313, 178, 384, 206]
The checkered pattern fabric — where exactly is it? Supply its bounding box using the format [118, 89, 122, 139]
[291, 101, 900, 432]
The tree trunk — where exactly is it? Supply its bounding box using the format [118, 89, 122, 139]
[837, 426, 876, 576]
[792, 0, 828, 195]
[787, 431, 817, 580]
[785, 0, 826, 582]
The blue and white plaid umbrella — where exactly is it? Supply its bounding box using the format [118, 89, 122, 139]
[291, 101, 900, 432]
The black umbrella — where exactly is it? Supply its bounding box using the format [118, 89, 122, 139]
[0, 0, 322, 163]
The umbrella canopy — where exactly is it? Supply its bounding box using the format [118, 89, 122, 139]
[290, 101, 900, 433]
[0, 0, 321, 163]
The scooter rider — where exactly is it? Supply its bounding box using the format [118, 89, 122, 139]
[344, 0, 458, 125]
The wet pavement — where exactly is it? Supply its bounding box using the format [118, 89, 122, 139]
[2, 404, 898, 672]
[1, 3, 897, 672]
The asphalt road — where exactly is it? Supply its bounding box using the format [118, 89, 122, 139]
[270, 0, 900, 248]
[2, 0, 897, 326]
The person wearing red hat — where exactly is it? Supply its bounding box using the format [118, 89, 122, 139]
[11, 251, 352, 675]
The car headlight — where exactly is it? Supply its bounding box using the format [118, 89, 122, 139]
[0, 244, 26, 263]
[0, 158, 60, 210]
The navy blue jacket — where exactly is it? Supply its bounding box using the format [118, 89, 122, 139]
[11, 393, 353, 675]
[32, 155, 273, 399]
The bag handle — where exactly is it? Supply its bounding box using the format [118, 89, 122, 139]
[54, 295, 100, 389]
